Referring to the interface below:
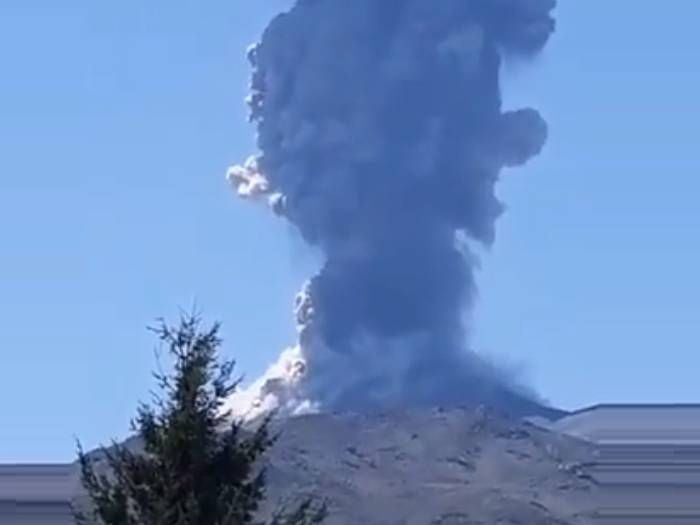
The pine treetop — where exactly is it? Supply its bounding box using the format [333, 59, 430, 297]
[75, 314, 326, 525]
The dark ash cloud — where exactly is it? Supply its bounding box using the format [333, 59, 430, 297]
[228, 0, 558, 419]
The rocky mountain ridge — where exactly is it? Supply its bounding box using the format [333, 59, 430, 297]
[77, 406, 597, 524]
[259, 406, 597, 524]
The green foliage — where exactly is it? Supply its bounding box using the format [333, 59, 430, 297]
[75, 314, 327, 525]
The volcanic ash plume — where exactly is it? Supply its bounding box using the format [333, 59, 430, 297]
[226, 0, 557, 420]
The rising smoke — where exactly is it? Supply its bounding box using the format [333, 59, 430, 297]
[227, 0, 557, 419]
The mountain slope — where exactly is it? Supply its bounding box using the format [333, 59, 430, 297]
[75, 406, 596, 524]
[259, 407, 596, 524]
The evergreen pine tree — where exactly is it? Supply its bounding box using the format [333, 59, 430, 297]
[75, 314, 326, 525]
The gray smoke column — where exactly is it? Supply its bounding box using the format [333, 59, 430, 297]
[227, 0, 558, 419]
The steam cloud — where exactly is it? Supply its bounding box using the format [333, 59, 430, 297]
[227, 0, 557, 419]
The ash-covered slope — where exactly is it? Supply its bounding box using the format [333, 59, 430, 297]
[258, 407, 596, 524]
[76, 407, 596, 524]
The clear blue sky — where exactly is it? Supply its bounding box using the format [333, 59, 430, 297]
[1, 1, 699, 463]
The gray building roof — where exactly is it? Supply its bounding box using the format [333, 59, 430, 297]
[0, 464, 76, 525]
[551, 404, 700, 445]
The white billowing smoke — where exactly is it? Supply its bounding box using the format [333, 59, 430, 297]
[225, 285, 316, 420]
[226, 0, 560, 420]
